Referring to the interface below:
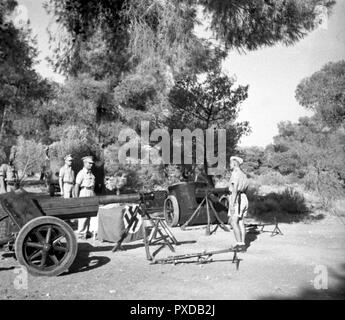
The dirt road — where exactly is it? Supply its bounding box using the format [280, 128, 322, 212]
[1, 214, 345, 300]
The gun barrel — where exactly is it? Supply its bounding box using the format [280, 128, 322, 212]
[195, 187, 229, 198]
[97, 192, 155, 206]
[97, 194, 141, 205]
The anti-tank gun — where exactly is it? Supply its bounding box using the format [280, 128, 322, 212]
[0, 189, 159, 276]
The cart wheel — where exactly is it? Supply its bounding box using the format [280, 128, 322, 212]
[164, 195, 180, 227]
[219, 195, 229, 209]
[15, 216, 77, 277]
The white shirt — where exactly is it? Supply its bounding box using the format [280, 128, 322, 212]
[59, 165, 75, 184]
[76, 167, 95, 188]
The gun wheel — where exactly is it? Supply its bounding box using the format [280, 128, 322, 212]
[219, 195, 229, 209]
[164, 195, 179, 227]
[15, 216, 77, 277]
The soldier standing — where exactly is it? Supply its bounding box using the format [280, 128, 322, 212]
[228, 156, 249, 250]
[0, 157, 19, 194]
[75, 156, 95, 239]
[59, 154, 75, 198]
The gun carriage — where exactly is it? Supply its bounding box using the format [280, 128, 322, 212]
[0, 189, 158, 277]
[163, 182, 230, 227]
[0, 182, 233, 276]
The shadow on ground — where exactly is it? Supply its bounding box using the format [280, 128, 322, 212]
[244, 226, 261, 250]
[0, 266, 15, 272]
[260, 264, 345, 300]
[110, 239, 197, 260]
[66, 243, 111, 275]
[65, 239, 197, 275]
[247, 187, 325, 224]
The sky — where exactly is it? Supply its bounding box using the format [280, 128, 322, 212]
[14, 0, 345, 147]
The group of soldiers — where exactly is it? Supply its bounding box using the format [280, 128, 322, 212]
[0, 153, 97, 239]
[59, 154, 96, 239]
[0, 151, 249, 248]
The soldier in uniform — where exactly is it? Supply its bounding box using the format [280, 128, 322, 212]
[0, 157, 19, 194]
[228, 156, 249, 250]
[75, 156, 95, 239]
[59, 154, 75, 198]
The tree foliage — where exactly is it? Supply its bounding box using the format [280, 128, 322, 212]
[167, 60, 250, 179]
[168, 66, 249, 131]
[0, 0, 51, 156]
[43, 0, 128, 77]
[44, 0, 336, 74]
[296, 60, 345, 128]
[238, 146, 266, 175]
[44, 0, 336, 126]
[13, 136, 47, 181]
[199, 0, 335, 51]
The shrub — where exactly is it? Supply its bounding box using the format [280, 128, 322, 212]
[303, 169, 345, 207]
[14, 137, 47, 181]
[256, 170, 288, 186]
[248, 186, 308, 219]
[278, 187, 308, 214]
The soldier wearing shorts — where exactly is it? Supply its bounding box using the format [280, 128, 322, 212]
[75, 156, 95, 239]
[59, 154, 75, 198]
[0, 158, 19, 193]
[228, 156, 249, 249]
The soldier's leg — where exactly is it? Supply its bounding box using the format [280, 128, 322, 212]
[63, 184, 78, 229]
[238, 195, 248, 244]
[239, 218, 246, 244]
[231, 213, 242, 244]
[0, 177, 6, 194]
[77, 189, 92, 237]
[77, 218, 90, 235]
[63, 184, 72, 198]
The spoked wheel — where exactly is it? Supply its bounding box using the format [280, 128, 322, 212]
[15, 216, 78, 277]
[164, 195, 180, 227]
[219, 195, 232, 228]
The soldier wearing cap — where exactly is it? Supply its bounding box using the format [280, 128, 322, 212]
[228, 156, 249, 250]
[59, 154, 75, 198]
[0, 157, 19, 194]
[75, 156, 96, 238]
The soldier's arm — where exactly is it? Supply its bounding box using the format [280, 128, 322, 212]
[75, 172, 83, 197]
[72, 170, 76, 197]
[75, 184, 80, 197]
[58, 168, 64, 196]
[0, 165, 6, 191]
[229, 172, 239, 207]
[0, 174, 5, 192]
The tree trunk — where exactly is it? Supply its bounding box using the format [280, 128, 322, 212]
[0, 105, 9, 144]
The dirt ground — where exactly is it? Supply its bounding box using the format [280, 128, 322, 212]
[1, 208, 345, 300]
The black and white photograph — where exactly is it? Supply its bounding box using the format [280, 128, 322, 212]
[1, 0, 345, 304]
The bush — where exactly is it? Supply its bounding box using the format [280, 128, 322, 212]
[248, 186, 308, 219]
[14, 137, 47, 181]
[285, 173, 301, 184]
[303, 169, 345, 207]
[331, 199, 345, 219]
[256, 170, 288, 186]
[279, 187, 308, 214]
